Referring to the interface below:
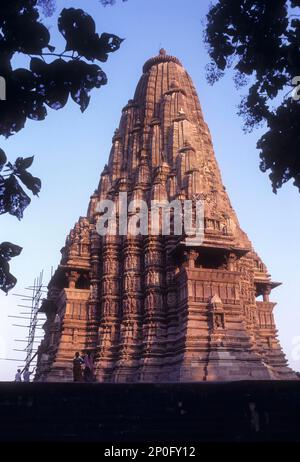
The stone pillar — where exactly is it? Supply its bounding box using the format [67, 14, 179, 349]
[44, 288, 90, 382]
[164, 242, 181, 382]
[263, 285, 271, 302]
[86, 228, 101, 352]
[227, 252, 238, 271]
[140, 236, 166, 382]
[95, 234, 121, 382]
[113, 236, 143, 382]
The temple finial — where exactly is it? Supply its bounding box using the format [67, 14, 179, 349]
[159, 48, 166, 56]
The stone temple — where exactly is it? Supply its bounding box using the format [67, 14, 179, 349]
[36, 50, 296, 382]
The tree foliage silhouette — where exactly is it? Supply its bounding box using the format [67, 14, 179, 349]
[205, 0, 300, 193]
[0, 0, 123, 293]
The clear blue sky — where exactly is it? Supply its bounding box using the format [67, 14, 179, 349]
[1, 0, 299, 380]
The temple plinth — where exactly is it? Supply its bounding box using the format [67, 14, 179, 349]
[35, 51, 296, 382]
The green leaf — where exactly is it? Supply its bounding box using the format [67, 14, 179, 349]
[19, 156, 34, 170]
[17, 171, 41, 196]
[0, 256, 17, 294]
[0, 242, 23, 261]
[0, 149, 7, 172]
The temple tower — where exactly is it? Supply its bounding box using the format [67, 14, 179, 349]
[36, 50, 296, 382]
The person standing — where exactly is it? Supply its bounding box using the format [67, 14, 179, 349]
[23, 367, 35, 382]
[14, 369, 22, 382]
[72, 352, 83, 382]
[83, 351, 94, 382]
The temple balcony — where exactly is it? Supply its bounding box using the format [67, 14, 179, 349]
[256, 301, 277, 313]
[176, 267, 241, 304]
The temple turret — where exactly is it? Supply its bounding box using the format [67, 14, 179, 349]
[36, 51, 296, 382]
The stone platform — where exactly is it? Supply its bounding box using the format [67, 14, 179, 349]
[0, 381, 299, 442]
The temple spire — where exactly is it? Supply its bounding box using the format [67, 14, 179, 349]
[35, 51, 296, 383]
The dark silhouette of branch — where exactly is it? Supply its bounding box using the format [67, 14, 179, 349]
[205, 0, 300, 193]
[0, 1, 123, 293]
